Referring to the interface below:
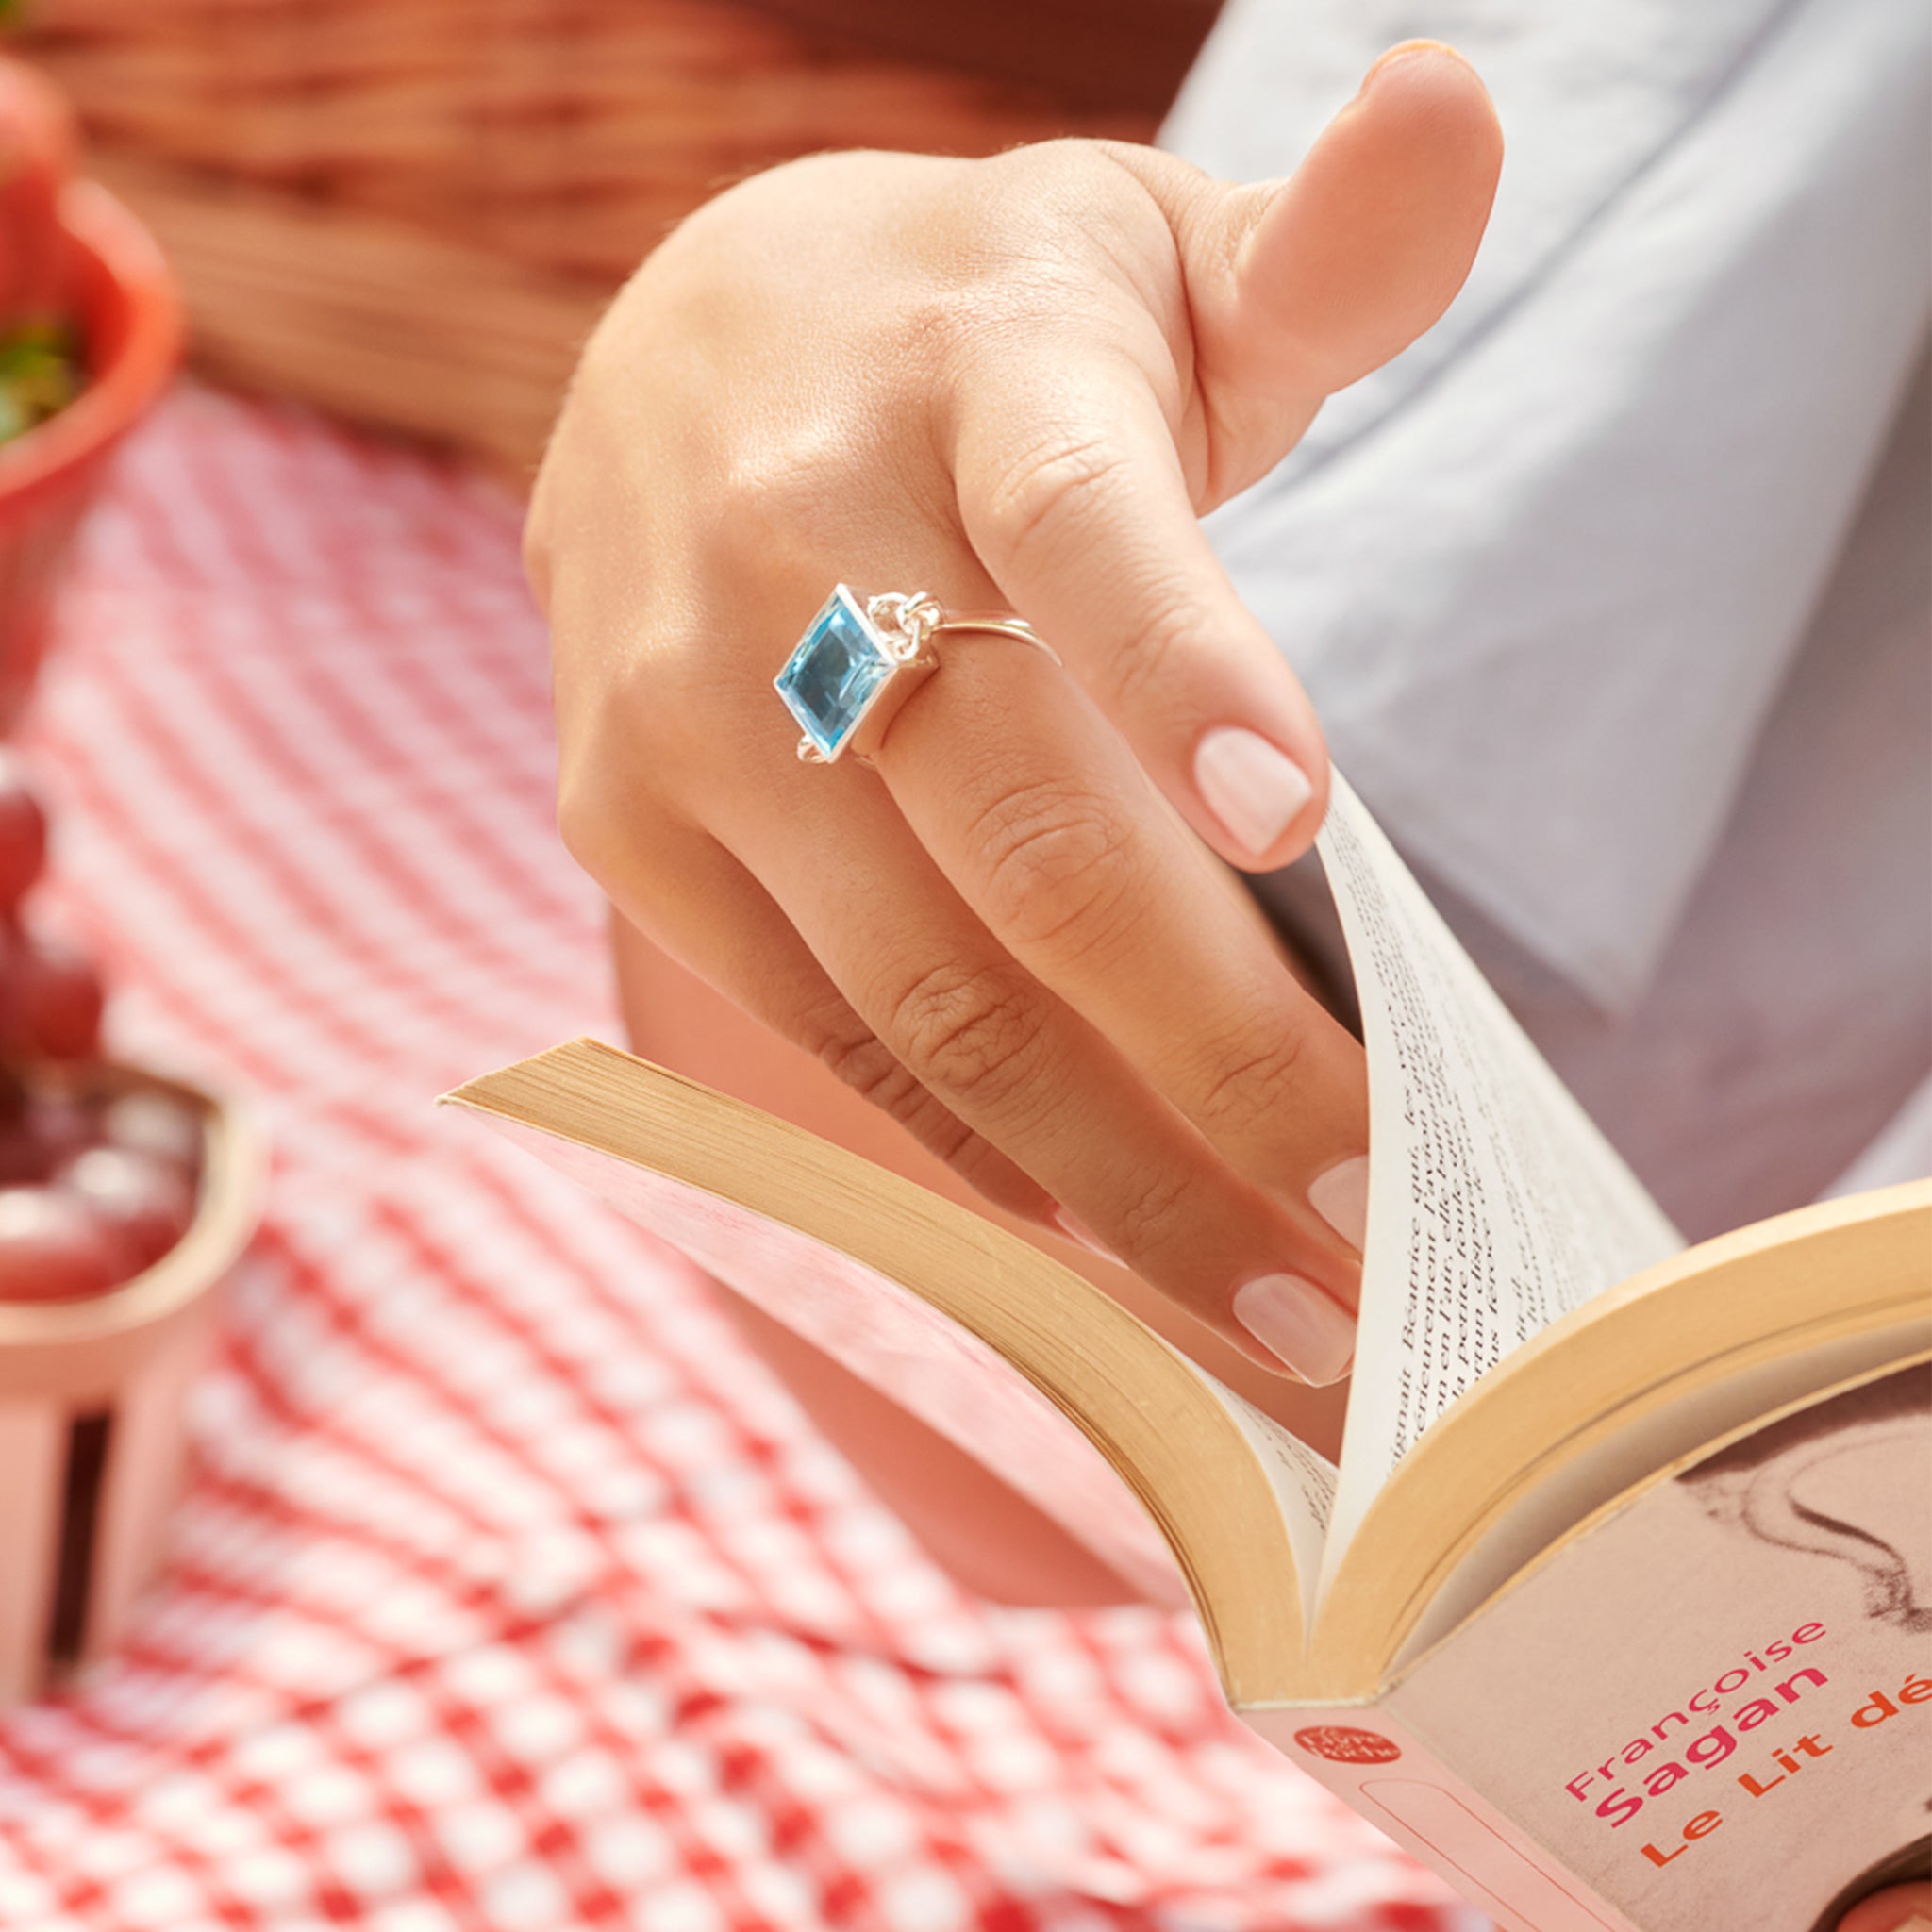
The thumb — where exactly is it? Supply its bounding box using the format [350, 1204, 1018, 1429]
[1183, 41, 1504, 503]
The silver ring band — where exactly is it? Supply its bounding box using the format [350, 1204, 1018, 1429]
[774, 585, 1059, 766]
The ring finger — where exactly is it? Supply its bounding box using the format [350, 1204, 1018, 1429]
[711, 754, 1360, 1385]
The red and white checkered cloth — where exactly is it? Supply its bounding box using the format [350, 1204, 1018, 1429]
[0, 386, 1482, 1932]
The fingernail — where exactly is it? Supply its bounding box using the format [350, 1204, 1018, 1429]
[1193, 727, 1312, 860]
[1053, 1207, 1117, 1264]
[1359, 39, 1457, 94]
[1308, 1155, 1370, 1252]
[1232, 1273, 1356, 1386]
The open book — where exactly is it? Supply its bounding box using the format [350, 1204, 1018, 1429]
[447, 775, 1931, 1932]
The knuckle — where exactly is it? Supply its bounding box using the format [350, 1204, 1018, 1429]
[900, 281, 1007, 377]
[709, 452, 824, 582]
[983, 134, 1094, 184]
[1192, 1024, 1313, 1139]
[1109, 1162, 1200, 1262]
[969, 780, 1143, 961]
[554, 758, 622, 885]
[809, 1003, 1049, 1219]
[939, 1130, 1044, 1220]
[1096, 576, 1205, 712]
[975, 432, 1132, 579]
[884, 959, 1049, 1113]
[901, 1097, 981, 1174]
[553, 674, 698, 886]
[813, 1018, 926, 1123]
[979, 140, 1141, 243]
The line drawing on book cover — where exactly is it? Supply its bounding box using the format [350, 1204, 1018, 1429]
[1387, 1360, 1931, 1932]
[1680, 1365, 1932, 1930]
[1680, 1365, 1931, 1633]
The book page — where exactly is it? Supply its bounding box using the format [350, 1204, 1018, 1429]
[1317, 774, 1683, 1591]
[1390, 1310, 1932, 1672]
[1194, 1374, 1337, 1626]
[1387, 1358, 1932, 1932]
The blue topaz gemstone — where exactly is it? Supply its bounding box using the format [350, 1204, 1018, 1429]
[774, 586, 897, 761]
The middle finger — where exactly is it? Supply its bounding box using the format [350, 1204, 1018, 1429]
[874, 621, 1370, 1262]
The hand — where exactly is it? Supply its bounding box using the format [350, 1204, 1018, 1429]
[1836, 1885, 1931, 1932]
[526, 43, 1501, 1384]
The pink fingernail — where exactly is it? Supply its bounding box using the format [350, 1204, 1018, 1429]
[1308, 1155, 1370, 1252]
[1192, 727, 1312, 860]
[1053, 1207, 1117, 1264]
[1232, 1272, 1356, 1386]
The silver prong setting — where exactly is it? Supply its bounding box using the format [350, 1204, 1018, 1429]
[778, 585, 1053, 767]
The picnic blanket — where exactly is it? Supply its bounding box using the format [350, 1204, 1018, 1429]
[0, 384, 1478, 1932]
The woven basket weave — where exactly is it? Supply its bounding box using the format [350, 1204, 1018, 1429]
[17, 0, 1161, 479]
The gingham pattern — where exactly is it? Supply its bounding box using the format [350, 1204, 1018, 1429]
[0, 386, 1482, 1932]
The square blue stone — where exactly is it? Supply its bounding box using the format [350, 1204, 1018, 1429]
[774, 587, 894, 759]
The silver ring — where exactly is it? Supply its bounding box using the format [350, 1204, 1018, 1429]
[774, 585, 1061, 766]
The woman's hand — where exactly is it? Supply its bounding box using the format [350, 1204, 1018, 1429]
[527, 43, 1501, 1385]
[1836, 1885, 1931, 1932]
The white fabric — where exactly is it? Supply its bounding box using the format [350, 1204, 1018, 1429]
[1164, 0, 1931, 1009]
[1825, 1075, 1932, 1198]
[1431, 350, 1930, 1236]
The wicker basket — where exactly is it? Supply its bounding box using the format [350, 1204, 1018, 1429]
[16, 0, 1167, 481]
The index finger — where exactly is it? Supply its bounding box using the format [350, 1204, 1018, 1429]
[954, 49, 1500, 874]
[956, 356, 1332, 874]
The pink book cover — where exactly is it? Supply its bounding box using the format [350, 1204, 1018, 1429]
[1256, 1360, 1930, 1932]
[465, 1111, 1191, 1607]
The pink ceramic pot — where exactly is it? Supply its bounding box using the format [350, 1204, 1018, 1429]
[0, 178, 182, 728]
